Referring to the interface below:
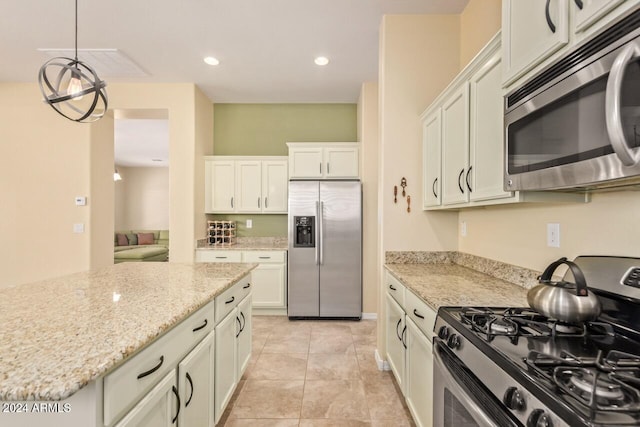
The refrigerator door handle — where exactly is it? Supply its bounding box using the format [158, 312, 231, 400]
[319, 201, 324, 265]
[315, 201, 320, 265]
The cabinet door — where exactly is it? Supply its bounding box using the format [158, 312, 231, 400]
[251, 263, 286, 308]
[237, 294, 253, 379]
[178, 330, 215, 427]
[405, 318, 433, 427]
[422, 109, 442, 209]
[324, 147, 359, 178]
[289, 147, 323, 178]
[385, 293, 406, 394]
[573, 0, 625, 33]
[262, 160, 288, 213]
[214, 308, 237, 424]
[206, 160, 236, 213]
[441, 83, 469, 206]
[469, 50, 513, 203]
[235, 161, 262, 213]
[114, 371, 177, 427]
[502, 0, 569, 86]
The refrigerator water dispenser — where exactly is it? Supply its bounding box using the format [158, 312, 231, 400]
[294, 216, 315, 247]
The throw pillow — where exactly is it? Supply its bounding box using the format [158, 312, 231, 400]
[116, 233, 129, 246]
[126, 233, 138, 245]
[137, 232, 155, 245]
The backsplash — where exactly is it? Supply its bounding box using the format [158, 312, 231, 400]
[385, 251, 542, 290]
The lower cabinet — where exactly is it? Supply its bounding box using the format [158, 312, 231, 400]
[114, 371, 178, 427]
[237, 294, 252, 378]
[385, 271, 435, 427]
[177, 330, 215, 427]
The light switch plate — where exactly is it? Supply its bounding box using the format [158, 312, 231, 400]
[75, 196, 87, 206]
[73, 223, 85, 233]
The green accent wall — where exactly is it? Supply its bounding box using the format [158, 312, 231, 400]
[209, 103, 357, 237]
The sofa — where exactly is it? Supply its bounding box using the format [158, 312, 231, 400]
[114, 230, 169, 263]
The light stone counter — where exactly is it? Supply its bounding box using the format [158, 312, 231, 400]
[385, 253, 532, 311]
[0, 262, 256, 401]
[196, 236, 287, 251]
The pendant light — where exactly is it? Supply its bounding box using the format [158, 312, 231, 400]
[38, 0, 107, 123]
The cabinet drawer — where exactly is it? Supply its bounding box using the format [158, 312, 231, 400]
[196, 250, 242, 263]
[405, 290, 437, 340]
[104, 298, 215, 426]
[386, 272, 405, 307]
[215, 275, 251, 324]
[242, 251, 286, 263]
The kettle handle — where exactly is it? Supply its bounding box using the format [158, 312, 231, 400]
[538, 257, 590, 297]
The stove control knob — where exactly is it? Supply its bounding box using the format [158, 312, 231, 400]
[446, 333, 461, 350]
[437, 326, 449, 340]
[503, 387, 526, 411]
[527, 409, 553, 427]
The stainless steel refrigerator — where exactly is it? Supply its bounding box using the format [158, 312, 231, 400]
[287, 180, 362, 319]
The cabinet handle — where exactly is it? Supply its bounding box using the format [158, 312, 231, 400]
[225, 296, 235, 304]
[236, 316, 242, 338]
[396, 318, 402, 342]
[574, 0, 583, 9]
[185, 372, 194, 407]
[458, 169, 465, 193]
[192, 318, 208, 332]
[240, 311, 246, 332]
[319, 163, 322, 174]
[171, 385, 180, 424]
[545, 0, 556, 33]
[258, 197, 261, 208]
[231, 197, 234, 208]
[432, 178, 438, 198]
[265, 197, 268, 208]
[215, 256, 228, 259]
[258, 256, 271, 259]
[402, 325, 407, 349]
[136, 355, 164, 379]
[327, 163, 330, 174]
[465, 166, 472, 193]
[243, 283, 251, 289]
[413, 309, 425, 319]
[389, 284, 397, 291]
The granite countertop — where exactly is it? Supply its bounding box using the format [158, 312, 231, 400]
[0, 262, 257, 401]
[197, 236, 288, 251]
[385, 262, 529, 311]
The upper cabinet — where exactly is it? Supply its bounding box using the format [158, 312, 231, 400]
[205, 156, 288, 214]
[287, 142, 359, 179]
[503, 0, 639, 89]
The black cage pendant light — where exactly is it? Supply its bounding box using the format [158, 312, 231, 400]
[38, 0, 107, 123]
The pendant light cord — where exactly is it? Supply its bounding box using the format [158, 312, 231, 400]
[74, 0, 78, 62]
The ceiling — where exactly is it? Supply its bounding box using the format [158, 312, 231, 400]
[1, 0, 469, 103]
[114, 119, 169, 167]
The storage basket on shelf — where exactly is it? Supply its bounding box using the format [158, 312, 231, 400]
[207, 220, 237, 246]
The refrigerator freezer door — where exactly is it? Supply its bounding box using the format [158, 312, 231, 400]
[288, 181, 321, 317]
[319, 181, 362, 317]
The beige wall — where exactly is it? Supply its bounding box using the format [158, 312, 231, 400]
[358, 82, 379, 315]
[114, 167, 170, 230]
[194, 88, 214, 247]
[460, 0, 502, 66]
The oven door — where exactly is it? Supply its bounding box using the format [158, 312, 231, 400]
[433, 340, 523, 427]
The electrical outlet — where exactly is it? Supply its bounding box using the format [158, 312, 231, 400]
[547, 223, 560, 247]
[461, 221, 467, 237]
[75, 196, 87, 206]
[73, 223, 85, 233]
[246, 219, 253, 229]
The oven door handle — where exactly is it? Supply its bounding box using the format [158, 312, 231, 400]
[606, 41, 640, 167]
[433, 340, 512, 427]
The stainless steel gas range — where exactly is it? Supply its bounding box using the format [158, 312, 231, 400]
[433, 256, 640, 427]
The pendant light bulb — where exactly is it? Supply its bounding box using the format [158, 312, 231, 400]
[67, 70, 84, 100]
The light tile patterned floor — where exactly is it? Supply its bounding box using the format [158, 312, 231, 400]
[219, 316, 415, 426]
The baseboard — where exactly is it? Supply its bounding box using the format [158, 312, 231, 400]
[361, 312, 377, 320]
[375, 349, 390, 371]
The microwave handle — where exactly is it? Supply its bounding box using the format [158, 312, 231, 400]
[606, 42, 640, 167]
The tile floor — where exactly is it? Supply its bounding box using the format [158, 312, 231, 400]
[218, 316, 415, 426]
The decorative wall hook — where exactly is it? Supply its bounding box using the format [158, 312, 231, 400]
[400, 177, 407, 197]
[394, 186, 398, 203]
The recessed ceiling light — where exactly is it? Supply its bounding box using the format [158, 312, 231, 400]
[204, 56, 220, 66]
[151, 159, 163, 162]
[314, 56, 329, 66]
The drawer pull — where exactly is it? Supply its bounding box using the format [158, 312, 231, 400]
[192, 318, 208, 332]
[225, 296, 235, 304]
[243, 283, 251, 289]
[215, 256, 228, 259]
[185, 372, 194, 407]
[389, 284, 397, 291]
[137, 355, 164, 380]
[258, 256, 271, 259]
[171, 385, 180, 424]
[413, 309, 425, 319]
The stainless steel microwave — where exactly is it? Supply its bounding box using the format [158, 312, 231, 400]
[504, 9, 640, 191]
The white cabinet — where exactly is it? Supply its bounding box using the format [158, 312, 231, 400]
[405, 318, 433, 427]
[177, 330, 215, 427]
[287, 142, 359, 179]
[204, 156, 288, 214]
[196, 250, 288, 312]
[441, 83, 469, 206]
[214, 307, 237, 424]
[502, 0, 569, 86]
[114, 371, 177, 427]
[236, 294, 252, 379]
[422, 110, 441, 209]
[573, 0, 625, 34]
[385, 293, 406, 394]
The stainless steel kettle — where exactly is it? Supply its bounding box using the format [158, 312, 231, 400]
[527, 257, 602, 323]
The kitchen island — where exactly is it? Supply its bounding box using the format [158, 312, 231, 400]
[0, 261, 256, 427]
